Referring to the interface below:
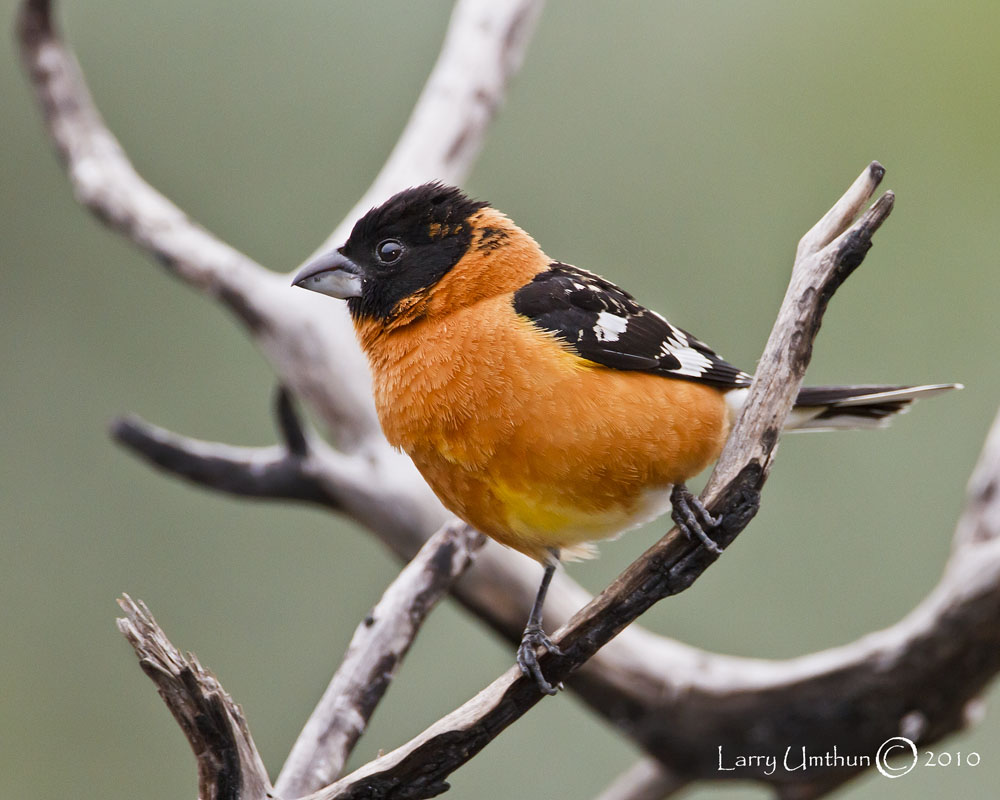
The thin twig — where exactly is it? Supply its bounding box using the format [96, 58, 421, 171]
[109, 387, 450, 549]
[110, 388, 327, 505]
[275, 521, 484, 797]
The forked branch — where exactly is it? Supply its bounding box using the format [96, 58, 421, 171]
[275, 521, 484, 797]
[21, 0, 1000, 796]
[116, 596, 272, 800]
[111, 389, 330, 506]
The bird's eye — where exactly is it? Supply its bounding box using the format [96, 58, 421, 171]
[376, 239, 404, 264]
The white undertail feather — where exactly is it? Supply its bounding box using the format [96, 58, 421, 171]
[724, 384, 962, 432]
[558, 542, 599, 562]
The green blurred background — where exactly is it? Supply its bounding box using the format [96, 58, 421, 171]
[3, 1, 999, 797]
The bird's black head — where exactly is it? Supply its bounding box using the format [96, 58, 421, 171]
[293, 182, 488, 321]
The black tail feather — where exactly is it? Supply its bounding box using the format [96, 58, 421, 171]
[787, 383, 961, 431]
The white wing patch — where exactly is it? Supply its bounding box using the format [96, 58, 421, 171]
[670, 343, 715, 377]
[657, 318, 736, 380]
[513, 262, 753, 389]
[594, 311, 629, 342]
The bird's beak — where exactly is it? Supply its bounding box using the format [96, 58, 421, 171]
[291, 249, 364, 299]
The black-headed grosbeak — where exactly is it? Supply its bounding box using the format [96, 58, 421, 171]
[293, 183, 959, 694]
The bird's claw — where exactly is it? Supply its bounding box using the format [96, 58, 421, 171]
[671, 484, 723, 554]
[517, 624, 563, 695]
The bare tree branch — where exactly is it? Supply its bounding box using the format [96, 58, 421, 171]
[307, 166, 896, 800]
[275, 522, 484, 797]
[110, 387, 334, 506]
[593, 758, 688, 800]
[703, 163, 891, 500]
[310, 0, 544, 258]
[22, 0, 998, 795]
[115, 522, 483, 800]
[16, 0, 266, 312]
[576, 402, 1000, 796]
[116, 596, 272, 800]
[110, 413, 329, 507]
[111, 395, 1000, 800]
[17, 0, 542, 452]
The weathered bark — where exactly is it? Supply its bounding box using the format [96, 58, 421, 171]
[20, 1, 998, 797]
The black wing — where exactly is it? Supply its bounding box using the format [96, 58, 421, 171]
[513, 263, 751, 390]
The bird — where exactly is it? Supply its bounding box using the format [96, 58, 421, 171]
[292, 182, 960, 694]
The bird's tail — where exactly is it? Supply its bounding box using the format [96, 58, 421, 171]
[725, 383, 961, 431]
[784, 383, 962, 432]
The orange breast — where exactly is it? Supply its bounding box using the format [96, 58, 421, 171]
[358, 295, 730, 562]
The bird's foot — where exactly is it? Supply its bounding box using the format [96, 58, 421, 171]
[671, 483, 723, 555]
[517, 623, 563, 695]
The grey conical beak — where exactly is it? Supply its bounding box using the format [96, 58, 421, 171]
[292, 250, 364, 299]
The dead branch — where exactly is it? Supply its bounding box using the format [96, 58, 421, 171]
[111, 389, 330, 507]
[595, 398, 1000, 791]
[703, 165, 891, 499]
[275, 521, 484, 797]
[116, 521, 482, 800]
[21, 0, 1000, 796]
[116, 596, 272, 800]
[593, 758, 688, 800]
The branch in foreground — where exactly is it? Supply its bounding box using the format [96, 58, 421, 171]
[23, 0, 996, 793]
[113, 398, 1000, 800]
[275, 521, 484, 798]
[611, 402, 1000, 796]
[307, 166, 892, 799]
[703, 162, 890, 499]
[116, 596, 271, 800]
[117, 521, 483, 800]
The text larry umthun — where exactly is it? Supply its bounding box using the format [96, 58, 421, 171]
[718, 746, 869, 775]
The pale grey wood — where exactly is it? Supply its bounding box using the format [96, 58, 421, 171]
[275, 522, 483, 797]
[116, 596, 272, 800]
[21, 1, 997, 796]
[592, 758, 687, 800]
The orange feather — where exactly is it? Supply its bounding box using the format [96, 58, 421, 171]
[354, 210, 729, 561]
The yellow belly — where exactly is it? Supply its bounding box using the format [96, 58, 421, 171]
[492, 478, 676, 560]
